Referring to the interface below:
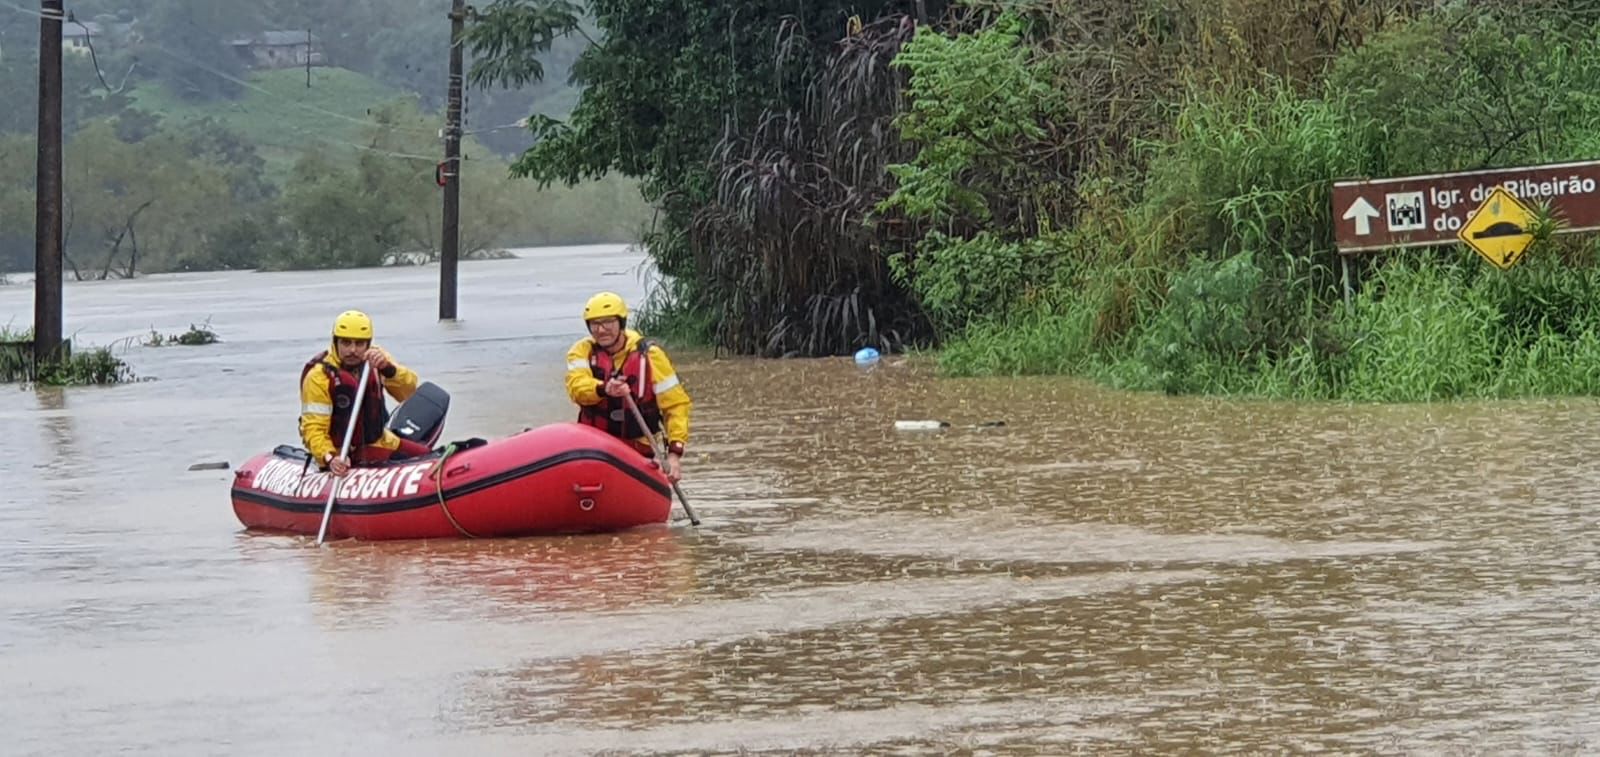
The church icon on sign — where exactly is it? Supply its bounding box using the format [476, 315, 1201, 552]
[1386, 191, 1426, 232]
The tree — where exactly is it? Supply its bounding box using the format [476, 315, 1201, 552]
[468, 0, 949, 355]
[691, 14, 936, 355]
[353, 100, 541, 260]
[138, 0, 260, 101]
[62, 121, 234, 277]
[276, 144, 409, 269]
[0, 53, 132, 137]
[178, 117, 275, 202]
[0, 134, 33, 273]
[367, 16, 588, 160]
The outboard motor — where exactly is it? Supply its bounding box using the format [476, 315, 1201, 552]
[387, 382, 450, 448]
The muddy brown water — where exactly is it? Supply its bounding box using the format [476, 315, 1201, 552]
[3, 245, 1599, 754]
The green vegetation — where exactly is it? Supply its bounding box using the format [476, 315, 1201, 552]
[0, 67, 651, 277]
[0, 326, 132, 386]
[467, 0, 943, 357]
[126, 68, 431, 182]
[469, 0, 1600, 400]
[0, 0, 647, 278]
[143, 319, 220, 347]
[922, 4, 1600, 401]
[10, 0, 1600, 401]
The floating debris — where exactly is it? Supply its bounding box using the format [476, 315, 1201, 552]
[893, 420, 1006, 431]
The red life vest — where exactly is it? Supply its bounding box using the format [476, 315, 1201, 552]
[301, 351, 388, 449]
[578, 339, 663, 444]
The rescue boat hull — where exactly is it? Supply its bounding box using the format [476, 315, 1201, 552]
[230, 423, 673, 540]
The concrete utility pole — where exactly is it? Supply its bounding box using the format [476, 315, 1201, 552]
[439, 0, 464, 321]
[306, 28, 312, 87]
[34, 0, 64, 367]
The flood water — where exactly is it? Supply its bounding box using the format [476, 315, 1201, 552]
[3, 244, 1600, 754]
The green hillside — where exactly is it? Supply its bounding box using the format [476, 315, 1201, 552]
[0, 64, 652, 277]
[128, 67, 440, 183]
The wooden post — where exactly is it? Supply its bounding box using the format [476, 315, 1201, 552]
[439, 0, 464, 321]
[34, 0, 64, 367]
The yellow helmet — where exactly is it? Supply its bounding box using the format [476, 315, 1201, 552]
[332, 310, 373, 341]
[583, 292, 628, 322]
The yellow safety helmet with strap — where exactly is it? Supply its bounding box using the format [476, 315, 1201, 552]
[332, 310, 374, 341]
[583, 292, 628, 322]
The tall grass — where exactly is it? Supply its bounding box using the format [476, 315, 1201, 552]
[942, 251, 1600, 400]
[1333, 255, 1600, 400]
[1333, 258, 1502, 401]
[928, 9, 1600, 402]
[632, 276, 718, 350]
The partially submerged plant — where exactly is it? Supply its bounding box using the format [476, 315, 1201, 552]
[143, 317, 221, 347]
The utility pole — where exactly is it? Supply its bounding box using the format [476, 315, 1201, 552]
[305, 28, 312, 88]
[439, 0, 464, 321]
[34, 0, 64, 367]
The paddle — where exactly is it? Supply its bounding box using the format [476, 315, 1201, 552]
[622, 393, 700, 526]
[316, 361, 374, 546]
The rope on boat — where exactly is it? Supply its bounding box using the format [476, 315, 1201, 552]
[431, 442, 478, 539]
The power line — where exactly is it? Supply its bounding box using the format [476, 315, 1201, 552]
[464, 118, 530, 136]
[66, 10, 134, 94]
[193, 118, 446, 164]
[0, 0, 47, 20]
[255, 129, 449, 164]
[141, 41, 442, 138]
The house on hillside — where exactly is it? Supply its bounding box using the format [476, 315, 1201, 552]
[61, 19, 137, 56]
[62, 21, 101, 56]
[228, 31, 324, 70]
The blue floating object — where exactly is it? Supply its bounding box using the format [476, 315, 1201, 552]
[853, 347, 881, 366]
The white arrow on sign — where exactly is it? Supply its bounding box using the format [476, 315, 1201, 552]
[1342, 196, 1380, 235]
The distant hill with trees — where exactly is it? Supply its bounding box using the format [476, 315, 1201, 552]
[0, 0, 645, 277]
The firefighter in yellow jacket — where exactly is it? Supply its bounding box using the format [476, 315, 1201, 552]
[565, 292, 692, 482]
[300, 310, 430, 476]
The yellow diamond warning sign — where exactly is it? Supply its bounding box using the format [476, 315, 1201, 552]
[1458, 187, 1535, 269]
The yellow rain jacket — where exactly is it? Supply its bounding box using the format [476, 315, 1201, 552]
[565, 329, 691, 452]
[299, 345, 419, 465]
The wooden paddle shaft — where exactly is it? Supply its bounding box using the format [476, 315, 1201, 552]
[316, 361, 374, 545]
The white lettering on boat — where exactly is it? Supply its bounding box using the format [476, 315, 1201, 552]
[250, 458, 434, 501]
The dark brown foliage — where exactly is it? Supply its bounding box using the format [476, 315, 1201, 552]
[691, 14, 932, 356]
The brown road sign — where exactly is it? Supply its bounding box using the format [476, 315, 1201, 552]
[1331, 160, 1600, 253]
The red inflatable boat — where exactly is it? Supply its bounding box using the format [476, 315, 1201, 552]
[230, 423, 673, 541]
